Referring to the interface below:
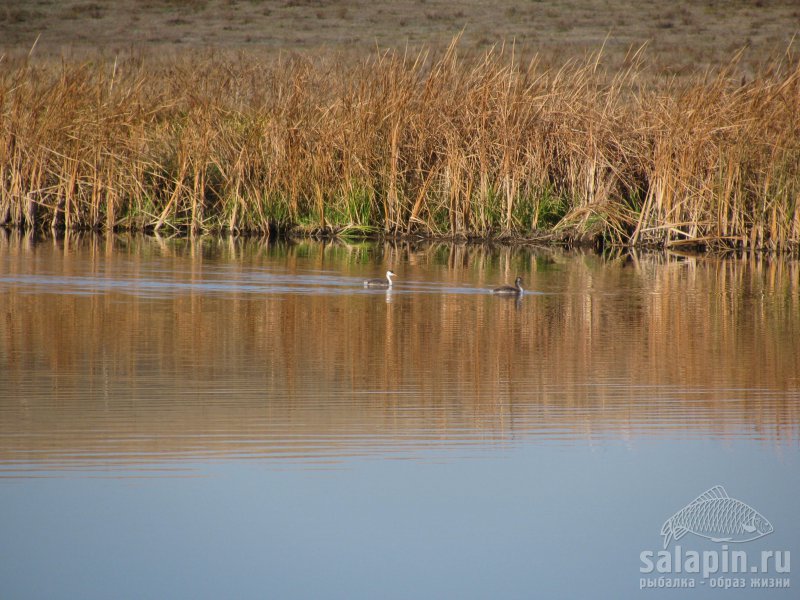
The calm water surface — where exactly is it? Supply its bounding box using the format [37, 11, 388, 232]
[1, 232, 798, 599]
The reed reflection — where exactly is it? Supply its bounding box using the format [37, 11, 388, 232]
[0, 231, 798, 473]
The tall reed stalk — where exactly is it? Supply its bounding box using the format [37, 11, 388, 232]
[1, 43, 798, 251]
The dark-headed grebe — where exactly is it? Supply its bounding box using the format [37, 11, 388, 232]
[364, 270, 396, 288]
[492, 276, 523, 295]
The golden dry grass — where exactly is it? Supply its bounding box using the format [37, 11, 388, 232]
[1, 2, 799, 251]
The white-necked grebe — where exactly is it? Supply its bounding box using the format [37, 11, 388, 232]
[492, 276, 523, 295]
[364, 270, 396, 288]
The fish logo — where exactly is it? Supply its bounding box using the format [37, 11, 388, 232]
[661, 485, 773, 549]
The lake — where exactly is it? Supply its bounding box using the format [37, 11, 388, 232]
[1, 231, 798, 599]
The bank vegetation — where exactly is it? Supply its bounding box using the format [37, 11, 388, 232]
[1, 41, 799, 251]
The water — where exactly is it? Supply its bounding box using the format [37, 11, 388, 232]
[1, 232, 798, 599]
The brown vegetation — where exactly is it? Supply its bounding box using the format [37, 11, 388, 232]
[3, 0, 798, 77]
[1, 1, 799, 251]
[1, 40, 799, 250]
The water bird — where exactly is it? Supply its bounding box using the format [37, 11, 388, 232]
[364, 270, 396, 288]
[492, 276, 524, 295]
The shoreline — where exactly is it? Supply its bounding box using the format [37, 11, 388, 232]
[3, 224, 786, 259]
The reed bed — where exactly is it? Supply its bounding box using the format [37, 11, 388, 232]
[1, 42, 799, 251]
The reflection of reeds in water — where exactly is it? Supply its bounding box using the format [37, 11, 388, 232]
[1, 42, 799, 250]
[0, 233, 798, 472]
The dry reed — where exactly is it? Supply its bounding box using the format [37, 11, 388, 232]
[1, 41, 798, 251]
